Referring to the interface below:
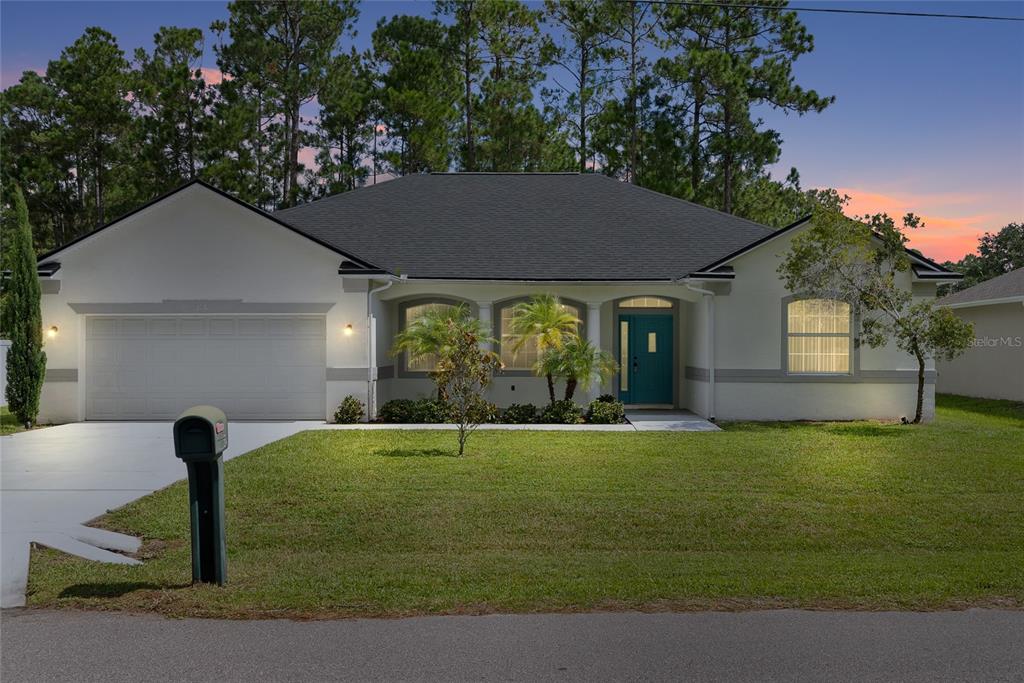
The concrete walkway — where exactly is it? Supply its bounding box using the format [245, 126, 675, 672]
[3, 609, 1022, 682]
[0, 422, 321, 608]
[322, 411, 720, 432]
[626, 410, 721, 431]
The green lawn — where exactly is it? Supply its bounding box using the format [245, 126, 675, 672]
[1, 406, 24, 435]
[26, 394, 1024, 618]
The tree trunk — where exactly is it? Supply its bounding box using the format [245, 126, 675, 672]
[94, 137, 104, 226]
[721, 15, 734, 215]
[722, 100, 733, 214]
[546, 373, 556, 405]
[913, 348, 925, 424]
[289, 100, 301, 205]
[464, 32, 475, 171]
[564, 378, 578, 402]
[627, 2, 638, 183]
[578, 47, 588, 173]
[689, 86, 703, 196]
[187, 108, 196, 179]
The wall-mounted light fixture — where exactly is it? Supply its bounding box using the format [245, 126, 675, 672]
[343, 323, 354, 336]
[46, 325, 59, 339]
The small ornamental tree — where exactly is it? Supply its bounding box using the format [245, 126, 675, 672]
[509, 294, 581, 404]
[3, 187, 47, 427]
[538, 335, 618, 401]
[432, 316, 501, 456]
[779, 206, 973, 424]
[392, 304, 476, 401]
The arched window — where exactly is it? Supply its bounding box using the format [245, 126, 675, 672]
[496, 298, 584, 371]
[619, 296, 673, 309]
[399, 300, 458, 372]
[785, 298, 852, 374]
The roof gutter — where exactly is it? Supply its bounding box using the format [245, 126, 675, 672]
[939, 295, 1024, 310]
[682, 280, 716, 422]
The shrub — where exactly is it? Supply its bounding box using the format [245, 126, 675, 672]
[596, 394, 618, 403]
[378, 399, 417, 423]
[539, 400, 583, 424]
[473, 401, 501, 424]
[502, 403, 539, 424]
[333, 395, 365, 424]
[411, 398, 451, 423]
[586, 398, 626, 424]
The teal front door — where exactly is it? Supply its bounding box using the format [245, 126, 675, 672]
[618, 314, 673, 405]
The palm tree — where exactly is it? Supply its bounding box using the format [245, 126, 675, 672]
[509, 294, 581, 403]
[540, 336, 618, 401]
[392, 304, 493, 400]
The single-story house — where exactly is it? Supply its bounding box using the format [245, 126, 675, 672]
[34, 173, 961, 424]
[937, 267, 1024, 402]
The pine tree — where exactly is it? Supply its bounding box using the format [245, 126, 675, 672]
[3, 186, 46, 428]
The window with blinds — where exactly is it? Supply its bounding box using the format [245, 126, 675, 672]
[786, 298, 852, 374]
[403, 302, 455, 371]
[498, 301, 582, 370]
[619, 296, 672, 308]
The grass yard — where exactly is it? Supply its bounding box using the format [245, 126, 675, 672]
[1, 406, 25, 435]
[26, 394, 1024, 618]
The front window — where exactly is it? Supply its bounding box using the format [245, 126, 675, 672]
[619, 296, 672, 309]
[786, 298, 852, 374]
[403, 301, 456, 372]
[498, 299, 583, 371]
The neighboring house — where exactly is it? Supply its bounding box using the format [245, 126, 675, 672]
[937, 268, 1024, 402]
[34, 174, 960, 424]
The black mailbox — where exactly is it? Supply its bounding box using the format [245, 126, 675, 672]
[173, 405, 228, 586]
[173, 405, 228, 461]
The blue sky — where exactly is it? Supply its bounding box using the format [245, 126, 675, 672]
[2, 0, 1022, 261]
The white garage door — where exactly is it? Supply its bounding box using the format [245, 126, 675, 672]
[86, 316, 326, 420]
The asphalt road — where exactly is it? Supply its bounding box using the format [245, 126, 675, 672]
[2, 609, 1023, 682]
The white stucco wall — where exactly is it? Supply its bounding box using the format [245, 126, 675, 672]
[937, 302, 1024, 401]
[37, 185, 371, 423]
[688, 223, 941, 421]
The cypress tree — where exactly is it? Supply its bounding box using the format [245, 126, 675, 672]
[3, 186, 46, 427]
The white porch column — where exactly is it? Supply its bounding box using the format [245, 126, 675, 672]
[586, 302, 602, 400]
[477, 301, 494, 352]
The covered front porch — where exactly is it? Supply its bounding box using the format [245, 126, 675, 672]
[363, 280, 721, 416]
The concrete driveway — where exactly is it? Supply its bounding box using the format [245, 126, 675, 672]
[0, 421, 322, 608]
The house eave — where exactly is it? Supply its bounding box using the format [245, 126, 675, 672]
[939, 295, 1024, 309]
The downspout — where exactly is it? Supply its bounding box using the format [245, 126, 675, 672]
[366, 276, 406, 420]
[684, 281, 716, 421]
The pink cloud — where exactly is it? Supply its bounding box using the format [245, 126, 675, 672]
[197, 67, 230, 85]
[828, 186, 1020, 263]
[298, 146, 319, 173]
[0, 66, 44, 89]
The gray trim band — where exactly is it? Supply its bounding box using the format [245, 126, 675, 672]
[40, 280, 61, 295]
[44, 368, 78, 382]
[327, 368, 369, 381]
[327, 366, 397, 381]
[69, 301, 335, 315]
[685, 366, 936, 384]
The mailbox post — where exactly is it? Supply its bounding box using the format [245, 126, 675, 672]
[172, 405, 228, 586]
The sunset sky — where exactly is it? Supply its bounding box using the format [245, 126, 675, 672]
[2, 0, 1021, 263]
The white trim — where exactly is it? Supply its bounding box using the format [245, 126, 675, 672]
[940, 296, 1024, 309]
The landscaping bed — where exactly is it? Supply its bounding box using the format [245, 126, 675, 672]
[25, 394, 1024, 618]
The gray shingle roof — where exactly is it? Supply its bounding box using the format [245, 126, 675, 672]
[939, 267, 1024, 306]
[275, 173, 774, 280]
